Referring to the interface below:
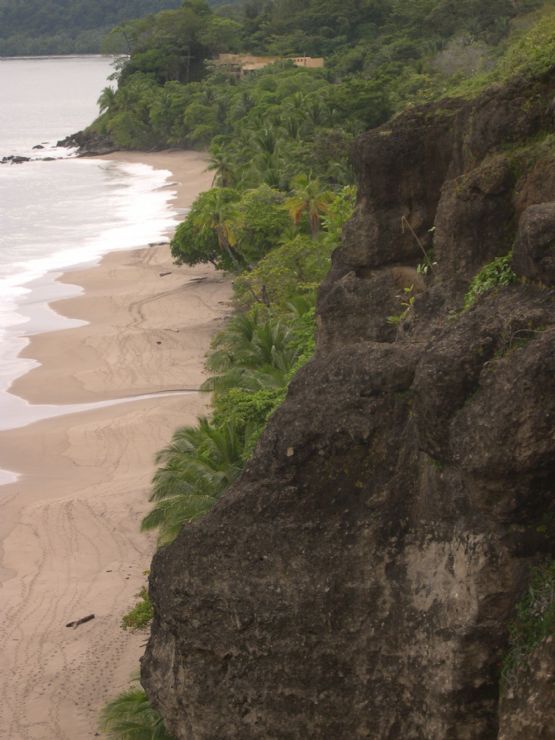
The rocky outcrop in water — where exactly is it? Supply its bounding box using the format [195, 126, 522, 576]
[1, 155, 30, 164]
[57, 129, 116, 156]
[142, 69, 555, 738]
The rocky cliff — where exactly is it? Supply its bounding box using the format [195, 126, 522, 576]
[142, 69, 555, 738]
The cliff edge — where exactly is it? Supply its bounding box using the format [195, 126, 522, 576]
[142, 69, 555, 738]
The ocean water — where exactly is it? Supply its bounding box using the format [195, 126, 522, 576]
[0, 56, 180, 481]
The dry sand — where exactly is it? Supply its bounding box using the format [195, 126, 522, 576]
[0, 151, 232, 738]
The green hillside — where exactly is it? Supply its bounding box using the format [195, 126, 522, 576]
[91, 0, 550, 153]
[0, 0, 185, 56]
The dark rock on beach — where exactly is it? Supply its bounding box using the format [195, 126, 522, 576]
[57, 130, 116, 156]
[1, 155, 30, 164]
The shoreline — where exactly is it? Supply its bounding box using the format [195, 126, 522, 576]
[0, 151, 230, 738]
[0, 149, 212, 420]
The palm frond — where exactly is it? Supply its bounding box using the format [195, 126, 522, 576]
[100, 688, 174, 740]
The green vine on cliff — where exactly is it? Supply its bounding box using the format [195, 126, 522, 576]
[464, 253, 517, 309]
[501, 560, 555, 690]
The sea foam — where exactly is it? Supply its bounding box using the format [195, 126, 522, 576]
[0, 156, 179, 440]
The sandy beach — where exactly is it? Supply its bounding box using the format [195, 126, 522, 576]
[0, 151, 231, 738]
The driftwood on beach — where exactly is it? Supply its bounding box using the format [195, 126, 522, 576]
[65, 614, 95, 629]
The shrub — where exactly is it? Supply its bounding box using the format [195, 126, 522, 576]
[121, 587, 153, 631]
[100, 686, 175, 739]
[464, 253, 517, 308]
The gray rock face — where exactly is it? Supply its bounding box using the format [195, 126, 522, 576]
[142, 71, 555, 738]
[434, 155, 515, 289]
[513, 203, 555, 285]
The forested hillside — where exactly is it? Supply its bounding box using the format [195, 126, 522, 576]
[0, 0, 185, 56]
[217, 0, 540, 57]
[93, 2, 555, 737]
[90, 0, 548, 159]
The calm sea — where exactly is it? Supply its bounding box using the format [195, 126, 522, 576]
[0, 56, 179, 477]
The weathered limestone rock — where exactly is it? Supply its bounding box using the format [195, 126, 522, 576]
[142, 69, 555, 739]
[514, 154, 555, 211]
[316, 268, 400, 350]
[434, 155, 515, 288]
[513, 203, 555, 285]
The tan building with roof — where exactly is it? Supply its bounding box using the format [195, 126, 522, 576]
[215, 54, 324, 77]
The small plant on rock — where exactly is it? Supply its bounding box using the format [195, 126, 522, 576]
[464, 253, 517, 309]
[121, 587, 153, 631]
[501, 560, 555, 690]
[387, 284, 416, 326]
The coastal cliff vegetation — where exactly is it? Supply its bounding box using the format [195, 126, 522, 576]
[96, 1, 555, 737]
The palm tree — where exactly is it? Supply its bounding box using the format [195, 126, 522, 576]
[207, 311, 295, 369]
[97, 86, 117, 115]
[192, 188, 243, 270]
[202, 363, 292, 393]
[285, 174, 334, 238]
[234, 90, 254, 118]
[141, 418, 246, 544]
[100, 687, 174, 740]
[207, 143, 236, 187]
[255, 126, 279, 155]
[280, 113, 304, 139]
[306, 98, 328, 127]
[253, 151, 283, 189]
[202, 311, 300, 393]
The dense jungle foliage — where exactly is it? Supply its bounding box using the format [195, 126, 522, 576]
[92, 0, 553, 167]
[106, 1, 555, 734]
[0, 0, 187, 55]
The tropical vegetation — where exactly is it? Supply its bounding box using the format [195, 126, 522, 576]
[100, 684, 175, 739]
[90, 0, 555, 151]
[121, 587, 154, 632]
[464, 253, 517, 309]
